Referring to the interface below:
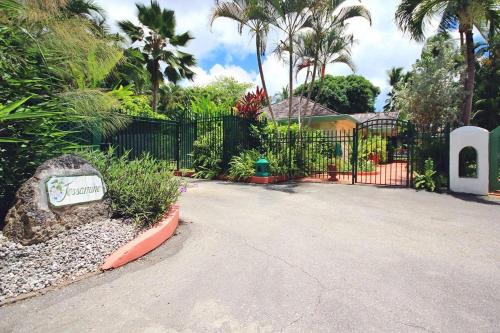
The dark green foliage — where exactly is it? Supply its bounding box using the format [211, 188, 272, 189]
[0, 2, 129, 226]
[158, 78, 251, 120]
[105, 48, 151, 94]
[192, 132, 222, 179]
[472, 38, 500, 130]
[295, 75, 380, 114]
[412, 128, 450, 185]
[118, 0, 196, 112]
[78, 148, 181, 226]
[228, 150, 260, 181]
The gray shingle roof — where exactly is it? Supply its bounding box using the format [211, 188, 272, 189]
[349, 111, 400, 123]
[262, 98, 400, 123]
[262, 96, 340, 121]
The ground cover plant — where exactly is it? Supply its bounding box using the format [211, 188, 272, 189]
[228, 149, 260, 181]
[414, 158, 437, 192]
[79, 148, 181, 227]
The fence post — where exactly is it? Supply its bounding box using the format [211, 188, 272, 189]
[445, 123, 451, 191]
[288, 131, 292, 178]
[406, 122, 414, 188]
[352, 126, 358, 185]
[176, 121, 180, 171]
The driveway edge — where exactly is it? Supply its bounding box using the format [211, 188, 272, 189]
[101, 205, 180, 270]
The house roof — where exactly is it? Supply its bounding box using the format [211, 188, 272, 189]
[349, 111, 400, 123]
[263, 98, 400, 124]
[262, 96, 341, 121]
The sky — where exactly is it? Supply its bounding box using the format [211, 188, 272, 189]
[96, 0, 435, 112]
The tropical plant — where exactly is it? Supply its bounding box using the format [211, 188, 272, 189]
[235, 86, 266, 119]
[228, 149, 260, 181]
[192, 132, 222, 179]
[383, 67, 405, 112]
[305, 24, 357, 125]
[395, 35, 464, 127]
[211, 0, 277, 125]
[0, 0, 131, 225]
[299, 0, 369, 125]
[109, 85, 166, 120]
[262, 0, 313, 134]
[190, 95, 233, 118]
[273, 85, 289, 102]
[105, 48, 151, 94]
[158, 77, 251, 119]
[357, 134, 388, 164]
[78, 148, 181, 226]
[118, 0, 196, 112]
[414, 158, 436, 192]
[472, 34, 500, 130]
[395, 0, 500, 125]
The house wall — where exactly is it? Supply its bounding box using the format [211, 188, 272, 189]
[310, 119, 356, 132]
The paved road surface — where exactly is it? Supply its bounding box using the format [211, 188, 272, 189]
[1, 181, 499, 332]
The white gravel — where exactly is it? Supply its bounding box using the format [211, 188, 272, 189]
[0, 219, 137, 303]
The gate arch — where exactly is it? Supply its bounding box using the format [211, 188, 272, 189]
[353, 118, 412, 187]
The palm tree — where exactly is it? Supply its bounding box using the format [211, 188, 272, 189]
[275, 31, 316, 124]
[119, 1, 196, 112]
[395, 0, 499, 125]
[261, 0, 314, 134]
[300, 0, 370, 125]
[305, 25, 355, 125]
[273, 85, 289, 102]
[383, 67, 404, 112]
[210, 0, 277, 125]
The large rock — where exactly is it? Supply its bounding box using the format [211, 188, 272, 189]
[3, 155, 111, 244]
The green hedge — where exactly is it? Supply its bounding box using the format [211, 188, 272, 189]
[78, 148, 181, 227]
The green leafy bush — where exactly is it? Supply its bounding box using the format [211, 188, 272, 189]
[192, 132, 222, 179]
[78, 148, 181, 226]
[414, 158, 436, 192]
[228, 150, 259, 181]
[357, 134, 388, 163]
[110, 85, 167, 120]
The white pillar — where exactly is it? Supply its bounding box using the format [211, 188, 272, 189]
[449, 126, 489, 195]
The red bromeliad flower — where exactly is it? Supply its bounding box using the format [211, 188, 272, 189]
[235, 86, 266, 120]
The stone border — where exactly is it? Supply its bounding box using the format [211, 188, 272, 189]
[101, 205, 179, 270]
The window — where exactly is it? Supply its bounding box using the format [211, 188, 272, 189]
[458, 146, 478, 178]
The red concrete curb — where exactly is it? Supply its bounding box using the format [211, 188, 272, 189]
[248, 176, 275, 184]
[174, 171, 195, 177]
[101, 205, 180, 270]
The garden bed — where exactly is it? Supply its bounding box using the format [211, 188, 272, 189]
[0, 218, 138, 304]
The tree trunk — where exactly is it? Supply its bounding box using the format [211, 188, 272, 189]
[297, 68, 311, 126]
[256, 33, 276, 127]
[287, 32, 293, 137]
[462, 29, 475, 125]
[302, 44, 320, 128]
[307, 73, 326, 127]
[151, 60, 159, 113]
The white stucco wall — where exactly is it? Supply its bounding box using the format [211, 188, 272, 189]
[450, 126, 489, 195]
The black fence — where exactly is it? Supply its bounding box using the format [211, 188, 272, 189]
[100, 113, 259, 171]
[94, 115, 452, 189]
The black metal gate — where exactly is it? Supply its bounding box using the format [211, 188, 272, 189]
[353, 119, 412, 187]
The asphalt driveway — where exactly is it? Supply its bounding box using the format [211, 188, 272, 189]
[1, 181, 499, 332]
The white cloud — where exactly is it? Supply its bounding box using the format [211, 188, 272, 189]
[187, 64, 258, 87]
[97, 0, 453, 111]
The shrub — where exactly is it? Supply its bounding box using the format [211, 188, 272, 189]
[414, 158, 436, 192]
[78, 148, 181, 227]
[357, 134, 388, 163]
[228, 150, 259, 181]
[192, 132, 222, 179]
[235, 87, 266, 120]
